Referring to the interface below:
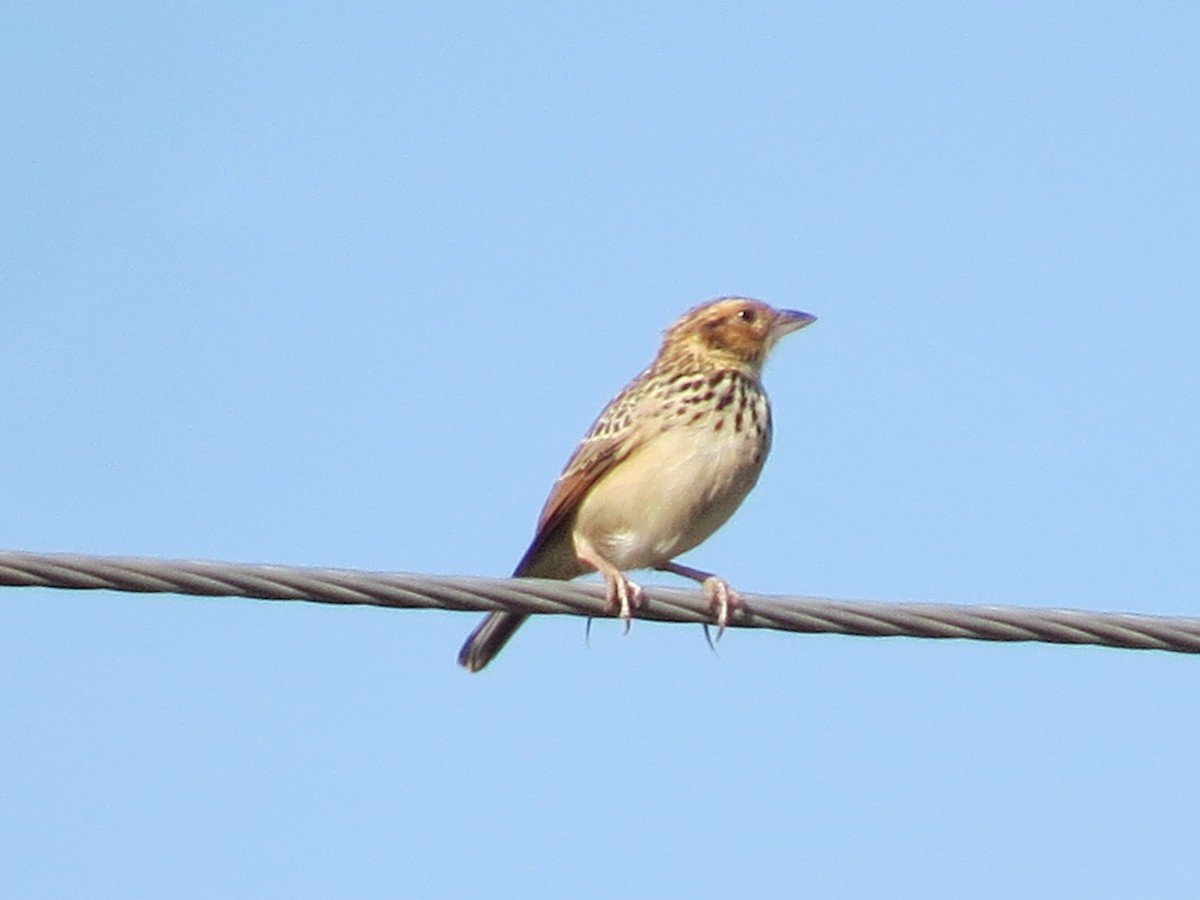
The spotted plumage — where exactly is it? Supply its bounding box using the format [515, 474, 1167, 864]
[457, 296, 816, 671]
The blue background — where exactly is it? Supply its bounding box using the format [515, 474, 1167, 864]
[4, 3, 1199, 897]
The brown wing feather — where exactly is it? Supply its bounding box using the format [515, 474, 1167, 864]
[513, 432, 639, 577]
[514, 373, 661, 577]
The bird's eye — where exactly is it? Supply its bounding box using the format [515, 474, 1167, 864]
[737, 308, 757, 323]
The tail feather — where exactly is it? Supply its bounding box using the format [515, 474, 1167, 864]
[459, 521, 582, 671]
[457, 611, 529, 672]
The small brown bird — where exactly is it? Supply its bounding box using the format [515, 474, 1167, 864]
[458, 296, 815, 671]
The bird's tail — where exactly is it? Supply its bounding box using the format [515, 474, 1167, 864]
[457, 611, 529, 672]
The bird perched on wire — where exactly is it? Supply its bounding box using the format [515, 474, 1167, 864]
[458, 296, 816, 672]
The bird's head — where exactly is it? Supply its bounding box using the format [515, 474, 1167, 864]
[660, 297, 816, 373]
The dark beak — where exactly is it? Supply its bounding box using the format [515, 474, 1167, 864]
[771, 309, 817, 339]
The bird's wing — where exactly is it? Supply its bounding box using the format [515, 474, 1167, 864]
[513, 374, 663, 576]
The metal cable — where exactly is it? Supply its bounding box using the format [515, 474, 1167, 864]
[1, 549, 1198, 654]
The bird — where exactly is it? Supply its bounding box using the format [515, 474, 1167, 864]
[457, 296, 816, 672]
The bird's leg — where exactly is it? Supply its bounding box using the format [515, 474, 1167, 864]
[655, 561, 743, 643]
[575, 535, 643, 633]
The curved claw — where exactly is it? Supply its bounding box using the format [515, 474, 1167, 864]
[701, 576, 741, 642]
[606, 571, 644, 634]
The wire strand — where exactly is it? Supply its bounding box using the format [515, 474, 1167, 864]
[1, 549, 1197, 654]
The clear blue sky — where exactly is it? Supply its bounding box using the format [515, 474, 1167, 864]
[4, 3, 1199, 897]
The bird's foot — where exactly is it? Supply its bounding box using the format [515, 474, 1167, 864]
[605, 571, 644, 634]
[702, 576, 742, 643]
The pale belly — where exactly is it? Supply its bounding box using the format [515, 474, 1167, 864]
[572, 420, 768, 570]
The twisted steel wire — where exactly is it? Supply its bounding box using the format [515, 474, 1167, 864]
[1, 549, 1198, 654]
